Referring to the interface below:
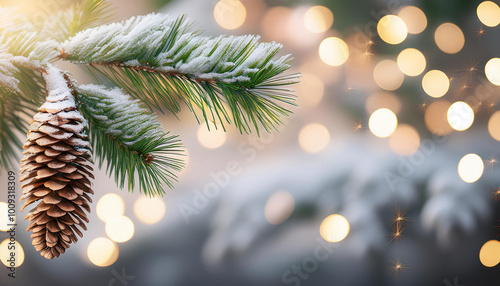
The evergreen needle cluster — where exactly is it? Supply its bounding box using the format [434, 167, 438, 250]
[0, 0, 298, 196]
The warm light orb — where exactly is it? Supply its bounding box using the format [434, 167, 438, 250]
[319, 37, 349, 66]
[261, 7, 293, 41]
[105, 216, 135, 243]
[265, 190, 295, 225]
[96, 193, 125, 223]
[87, 237, 119, 267]
[298, 123, 330, 153]
[0, 202, 14, 232]
[296, 73, 324, 107]
[422, 70, 449, 98]
[320, 214, 350, 243]
[0, 239, 24, 268]
[213, 0, 246, 30]
[480, 240, 500, 267]
[485, 58, 500, 86]
[373, 60, 405, 91]
[477, 1, 500, 27]
[434, 23, 465, 54]
[377, 15, 408, 45]
[389, 124, 421, 156]
[398, 6, 427, 34]
[197, 123, 227, 149]
[447, 101, 474, 131]
[397, 48, 426, 76]
[365, 92, 402, 114]
[458, 153, 484, 183]
[134, 196, 166, 225]
[369, 108, 398, 138]
[304, 6, 334, 33]
[424, 100, 453, 136]
[488, 111, 500, 141]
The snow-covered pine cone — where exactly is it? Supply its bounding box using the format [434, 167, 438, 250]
[19, 67, 94, 259]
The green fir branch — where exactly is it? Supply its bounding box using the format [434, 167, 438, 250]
[75, 84, 185, 196]
[62, 13, 298, 134]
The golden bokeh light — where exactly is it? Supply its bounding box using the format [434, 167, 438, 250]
[261, 7, 292, 42]
[477, 1, 500, 27]
[213, 0, 246, 30]
[105, 216, 135, 243]
[197, 123, 227, 149]
[0, 202, 14, 232]
[447, 101, 474, 131]
[0, 239, 24, 268]
[296, 73, 324, 107]
[304, 6, 334, 33]
[488, 111, 500, 141]
[485, 58, 500, 86]
[96, 193, 125, 223]
[87, 237, 119, 267]
[424, 100, 453, 136]
[422, 70, 449, 98]
[434, 23, 465, 54]
[397, 48, 426, 76]
[134, 196, 166, 225]
[320, 214, 350, 243]
[373, 60, 405, 91]
[458, 153, 484, 183]
[319, 37, 349, 67]
[480, 240, 500, 267]
[377, 15, 408, 45]
[389, 124, 421, 156]
[398, 6, 427, 34]
[265, 190, 295, 225]
[298, 123, 330, 153]
[365, 92, 402, 115]
[369, 108, 398, 138]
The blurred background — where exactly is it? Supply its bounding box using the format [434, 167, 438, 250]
[2, 0, 500, 285]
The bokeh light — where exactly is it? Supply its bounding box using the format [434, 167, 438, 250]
[296, 73, 324, 107]
[261, 7, 292, 42]
[319, 37, 349, 66]
[264, 190, 295, 225]
[389, 124, 421, 156]
[213, 0, 246, 30]
[373, 60, 405, 91]
[304, 6, 333, 33]
[424, 100, 453, 136]
[488, 111, 500, 141]
[96, 193, 125, 223]
[87, 237, 119, 267]
[485, 58, 500, 85]
[398, 6, 427, 34]
[106, 216, 135, 243]
[477, 1, 500, 27]
[320, 214, 350, 243]
[397, 48, 426, 76]
[434, 23, 465, 54]
[0, 239, 24, 267]
[458, 153, 484, 183]
[0, 202, 14, 232]
[365, 92, 402, 114]
[422, 70, 449, 98]
[369, 108, 398, 138]
[447, 101, 474, 131]
[197, 123, 227, 149]
[298, 123, 330, 153]
[480, 240, 500, 267]
[134, 196, 167, 225]
[377, 15, 408, 45]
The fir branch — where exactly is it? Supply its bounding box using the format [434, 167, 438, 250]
[75, 84, 184, 196]
[62, 13, 298, 134]
[40, 0, 114, 43]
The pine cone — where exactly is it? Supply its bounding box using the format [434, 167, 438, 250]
[19, 69, 94, 259]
